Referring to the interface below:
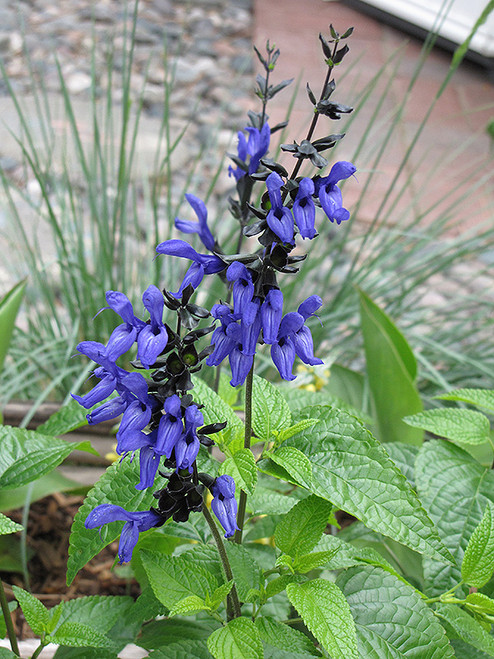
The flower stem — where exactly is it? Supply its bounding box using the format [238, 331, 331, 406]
[0, 580, 20, 656]
[234, 364, 254, 545]
[202, 505, 241, 620]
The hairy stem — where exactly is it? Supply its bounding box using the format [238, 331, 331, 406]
[0, 580, 20, 656]
[234, 364, 254, 544]
[202, 505, 241, 620]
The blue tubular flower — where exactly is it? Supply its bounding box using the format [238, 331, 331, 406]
[266, 172, 294, 243]
[71, 366, 117, 409]
[155, 394, 183, 457]
[260, 289, 283, 344]
[229, 346, 254, 387]
[293, 178, 316, 239]
[206, 305, 238, 367]
[137, 285, 168, 369]
[226, 262, 254, 322]
[211, 474, 239, 538]
[245, 122, 270, 174]
[104, 291, 145, 362]
[136, 442, 160, 491]
[175, 194, 215, 251]
[156, 240, 225, 298]
[115, 399, 153, 454]
[317, 161, 356, 225]
[271, 312, 304, 381]
[298, 295, 323, 320]
[85, 504, 162, 563]
[240, 298, 262, 356]
[175, 405, 203, 471]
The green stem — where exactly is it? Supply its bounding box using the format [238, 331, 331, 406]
[0, 580, 20, 656]
[31, 642, 45, 659]
[234, 364, 254, 544]
[281, 617, 303, 625]
[202, 505, 241, 620]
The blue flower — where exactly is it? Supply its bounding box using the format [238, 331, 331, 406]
[293, 178, 316, 239]
[229, 123, 270, 180]
[155, 394, 183, 457]
[266, 172, 294, 243]
[175, 194, 216, 251]
[85, 504, 162, 563]
[226, 262, 255, 323]
[175, 404, 204, 471]
[156, 239, 225, 298]
[317, 161, 356, 225]
[260, 289, 283, 344]
[211, 474, 239, 538]
[102, 291, 145, 362]
[137, 285, 168, 369]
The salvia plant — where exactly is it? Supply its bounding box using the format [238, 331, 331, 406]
[2, 25, 494, 659]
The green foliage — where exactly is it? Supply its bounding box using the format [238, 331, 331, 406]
[415, 440, 494, 596]
[0, 280, 25, 375]
[274, 495, 332, 558]
[251, 375, 291, 441]
[36, 399, 90, 436]
[436, 389, 494, 413]
[286, 579, 358, 658]
[207, 617, 263, 659]
[435, 603, 494, 656]
[405, 408, 492, 448]
[358, 288, 423, 445]
[462, 501, 494, 587]
[0, 425, 97, 490]
[12, 585, 50, 635]
[192, 377, 244, 452]
[261, 404, 452, 563]
[264, 446, 312, 488]
[255, 616, 321, 656]
[337, 566, 454, 657]
[219, 448, 257, 494]
[0, 513, 22, 536]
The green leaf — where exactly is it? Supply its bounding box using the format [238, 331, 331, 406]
[466, 593, 494, 616]
[209, 580, 234, 610]
[67, 455, 158, 585]
[0, 425, 97, 490]
[462, 501, 494, 587]
[404, 409, 491, 446]
[50, 595, 134, 635]
[220, 448, 257, 494]
[384, 442, 419, 486]
[139, 618, 215, 651]
[269, 405, 453, 565]
[0, 279, 26, 373]
[12, 585, 50, 635]
[218, 371, 239, 407]
[292, 550, 338, 573]
[149, 640, 213, 658]
[168, 595, 208, 617]
[247, 487, 300, 516]
[252, 375, 291, 441]
[436, 389, 494, 413]
[0, 469, 82, 513]
[275, 495, 332, 557]
[435, 603, 494, 656]
[255, 616, 319, 656]
[359, 288, 423, 445]
[415, 440, 494, 596]
[47, 621, 114, 648]
[224, 542, 262, 601]
[0, 649, 18, 658]
[286, 579, 358, 658]
[140, 549, 218, 610]
[0, 513, 22, 536]
[207, 617, 263, 659]
[264, 574, 304, 600]
[266, 446, 312, 488]
[276, 419, 319, 443]
[37, 398, 90, 436]
[337, 565, 454, 658]
[192, 377, 243, 451]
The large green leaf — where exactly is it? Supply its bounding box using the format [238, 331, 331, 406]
[435, 603, 494, 657]
[66, 455, 158, 585]
[404, 409, 491, 447]
[0, 513, 22, 536]
[337, 565, 454, 658]
[149, 640, 213, 658]
[207, 617, 263, 659]
[0, 279, 26, 373]
[0, 425, 97, 490]
[359, 288, 423, 445]
[415, 441, 494, 596]
[436, 389, 494, 414]
[261, 405, 453, 564]
[192, 377, 243, 452]
[255, 617, 320, 656]
[50, 595, 134, 635]
[140, 549, 218, 610]
[224, 542, 263, 601]
[286, 579, 358, 658]
[275, 495, 332, 558]
[219, 448, 257, 494]
[12, 586, 50, 635]
[462, 501, 494, 587]
[252, 375, 291, 441]
[37, 398, 90, 436]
